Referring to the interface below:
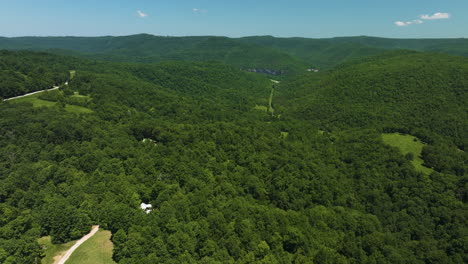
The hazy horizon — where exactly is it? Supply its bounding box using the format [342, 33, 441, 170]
[1, 0, 467, 39]
[1, 33, 467, 40]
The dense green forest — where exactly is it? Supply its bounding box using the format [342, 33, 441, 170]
[1, 34, 468, 71]
[0, 35, 308, 74]
[280, 50, 468, 149]
[0, 48, 467, 264]
[0, 51, 72, 98]
[239, 36, 468, 68]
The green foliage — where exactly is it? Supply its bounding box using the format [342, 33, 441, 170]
[0, 35, 308, 74]
[0, 50, 72, 98]
[382, 133, 433, 174]
[0, 49, 466, 264]
[241, 35, 468, 68]
[3, 35, 468, 72]
[283, 51, 468, 149]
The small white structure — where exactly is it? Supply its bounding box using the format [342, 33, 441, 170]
[140, 202, 153, 214]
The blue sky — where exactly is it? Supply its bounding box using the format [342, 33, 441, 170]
[0, 0, 466, 38]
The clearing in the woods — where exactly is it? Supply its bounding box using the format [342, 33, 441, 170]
[65, 229, 116, 264]
[382, 133, 433, 174]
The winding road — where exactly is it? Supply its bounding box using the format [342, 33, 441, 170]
[54, 225, 100, 264]
[3, 86, 60, 101]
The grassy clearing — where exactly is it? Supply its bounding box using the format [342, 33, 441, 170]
[268, 88, 275, 115]
[9, 93, 93, 113]
[66, 230, 116, 264]
[13, 95, 57, 108]
[70, 70, 76, 80]
[65, 104, 93, 114]
[382, 133, 433, 174]
[280, 131, 289, 139]
[38, 236, 77, 264]
[254, 104, 268, 112]
[71, 92, 90, 99]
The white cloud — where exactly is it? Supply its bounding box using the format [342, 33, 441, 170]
[395, 21, 408, 27]
[395, 20, 423, 27]
[137, 10, 148, 18]
[395, 12, 450, 27]
[420, 12, 450, 20]
[193, 8, 207, 14]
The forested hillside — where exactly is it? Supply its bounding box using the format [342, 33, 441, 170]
[280, 51, 468, 148]
[0, 50, 467, 264]
[0, 51, 72, 98]
[0, 35, 308, 74]
[239, 36, 386, 69]
[2, 34, 468, 72]
[239, 36, 468, 68]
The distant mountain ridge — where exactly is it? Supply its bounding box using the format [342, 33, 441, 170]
[1, 34, 468, 72]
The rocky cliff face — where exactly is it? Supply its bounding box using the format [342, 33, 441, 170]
[245, 68, 285, 76]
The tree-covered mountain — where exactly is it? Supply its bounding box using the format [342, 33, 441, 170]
[239, 35, 468, 68]
[0, 49, 466, 263]
[2, 34, 468, 72]
[238, 36, 387, 69]
[0, 35, 308, 74]
[280, 50, 468, 148]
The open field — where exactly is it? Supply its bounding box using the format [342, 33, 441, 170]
[268, 88, 275, 115]
[65, 104, 93, 114]
[280, 131, 289, 139]
[38, 236, 77, 264]
[66, 230, 115, 264]
[382, 133, 433, 174]
[13, 95, 57, 108]
[9, 93, 93, 113]
[71, 92, 90, 99]
[254, 104, 268, 112]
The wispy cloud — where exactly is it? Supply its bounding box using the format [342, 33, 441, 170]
[420, 12, 450, 20]
[193, 8, 207, 14]
[395, 20, 423, 27]
[137, 10, 148, 18]
[395, 11, 450, 27]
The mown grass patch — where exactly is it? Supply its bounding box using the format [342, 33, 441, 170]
[268, 88, 275, 114]
[9, 93, 93, 113]
[65, 104, 94, 114]
[280, 131, 289, 139]
[382, 133, 433, 174]
[254, 104, 268, 112]
[38, 236, 77, 264]
[71, 92, 90, 99]
[12, 94, 57, 107]
[66, 230, 116, 264]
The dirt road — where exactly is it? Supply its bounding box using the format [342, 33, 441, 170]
[54, 225, 100, 264]
[4, 86, 60, 101]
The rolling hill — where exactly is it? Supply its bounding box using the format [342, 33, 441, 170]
[2, 34, 468, 73]
[0, 46, 466, 264]
[281, 50, 468, 149]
